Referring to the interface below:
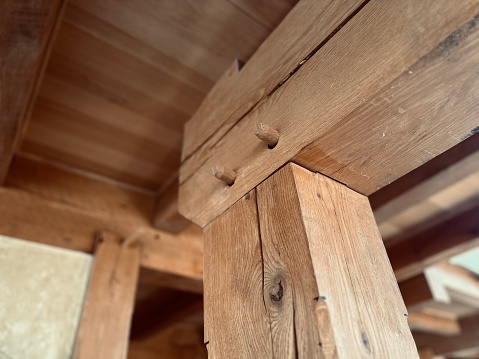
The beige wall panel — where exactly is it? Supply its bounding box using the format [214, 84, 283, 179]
[0, 235, 92, 359]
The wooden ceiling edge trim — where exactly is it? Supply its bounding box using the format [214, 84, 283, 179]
[0, 0, 68, 183]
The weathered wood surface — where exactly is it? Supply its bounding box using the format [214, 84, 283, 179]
[182, 0, 365, 160]
[0, 0, 65, 182]
[180, 0, 479, 227]
[204, 189, 273, 358]
[73, 232, 140, 359]
[204, 163, 417, 358]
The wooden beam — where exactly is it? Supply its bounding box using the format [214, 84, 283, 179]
[407, 312, 461, 337]
[182, 0, 365, 161]
[0, 185, 203, 283]
[0, 160, 204, 291]
[73, 231, 140, 358]
[399, 266, 479, 318]
[369, 132, 479, 210]
[388, 205, 479, 282]
[373, 150, 479, 227]
[0, 0, 66, 182]
[153, 173, 191, 233]
[180, 0, 479, 227]
[413, 313, 479, 356]
[204, 163, 417, 358]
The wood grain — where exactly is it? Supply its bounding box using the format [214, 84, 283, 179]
[286, 163, 417, 357]
[256, 164, 324, 358]
[203, 163, 418, 358]
[0, 0, 65, 182]
[179, 0, 479, 227]
[20, 0, 294, 192]
[203, 190, 273, 358]
[73, 232, 140, 359]
[182, 0, 365, 161]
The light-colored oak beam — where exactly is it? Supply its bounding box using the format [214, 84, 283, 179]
[204, 163, 418, 358]
[180, 0, 479, 227]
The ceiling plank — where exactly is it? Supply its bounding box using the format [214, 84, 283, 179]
[0, 0, 66, 182]
[179, 0, 479, 227]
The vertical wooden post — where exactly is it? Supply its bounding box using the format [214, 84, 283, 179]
[73, 232, 141, 359]
[204, 163, 418, 358]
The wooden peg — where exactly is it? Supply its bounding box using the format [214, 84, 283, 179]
[254, 123, 279, 147]
[212, 166, 236, 185]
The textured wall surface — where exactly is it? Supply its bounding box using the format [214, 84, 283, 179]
[0, 235, 92, 359]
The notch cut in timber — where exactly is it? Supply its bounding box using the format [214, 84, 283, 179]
[203, 163, 418, 358]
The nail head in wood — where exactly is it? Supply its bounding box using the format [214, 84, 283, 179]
[254, 123, 279, 148]
[212, 166, 236, 185]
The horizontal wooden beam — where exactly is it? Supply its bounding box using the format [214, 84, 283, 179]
[388, 205, 479, 282]
[180, 0, 479, 227]
[413, 312, 479, 356]
[181, 0, 365, 161]
[373, 150, 479, 227]
[0, 185, 203, 281]
[407, 312, 461, 337]
[0, 155, 203, 285]
[399, 264, 479, 318]
[0, 0, 66, 182]
[369, 133, 479, 210]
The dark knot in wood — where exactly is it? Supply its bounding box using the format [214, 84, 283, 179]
[270, 280, 284, 302]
